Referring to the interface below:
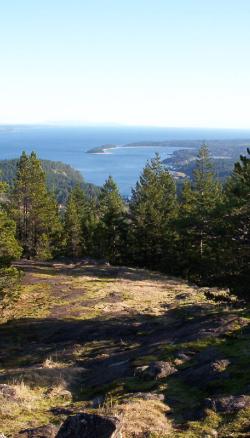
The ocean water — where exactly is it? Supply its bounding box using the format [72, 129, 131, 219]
[0, 125, 250, 195]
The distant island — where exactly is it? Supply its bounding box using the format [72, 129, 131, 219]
[86, 144, 117, 153]
[86, 140, 194, 154]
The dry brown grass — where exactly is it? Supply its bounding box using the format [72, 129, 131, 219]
[0, 380, 74, 436]
[101, 398, 172, 437]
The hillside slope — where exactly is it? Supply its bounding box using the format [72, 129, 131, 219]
[0, 159, 99, 204]
[0, 261, 249, 437]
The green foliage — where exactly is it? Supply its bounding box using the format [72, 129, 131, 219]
[96, 176, 126, 263]
[0, 176, 22, 307]
[177, 145, 224, 281]
[0, 267, 22, 308]
[0, 210, 22, 266]
[223, 148, 250, 296]
[130, 154, 177, 270]
[64, 190, 83, 258]
[12, 152, 63, 258]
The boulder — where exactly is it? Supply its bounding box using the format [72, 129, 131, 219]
[135, 361, 177, 380]
[181, 354, 230, 387]
[16, 424, 58, 438]
[205, 395, 250, 414]
[56, 413, 121, 438]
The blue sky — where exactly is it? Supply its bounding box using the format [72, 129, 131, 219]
[1, 0, 250, 127]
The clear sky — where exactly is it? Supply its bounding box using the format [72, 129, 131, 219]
[1, 0, 250, 128]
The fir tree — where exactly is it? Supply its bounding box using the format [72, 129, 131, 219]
[130, 154, 177, 270]
[64, 192, 83, 258]
[12, 152, 62, 258]
[224, 148, 250, 296]
[0, 179, 22, 307]
[97, 176, 126, 263]
[178, 145, 223, 281]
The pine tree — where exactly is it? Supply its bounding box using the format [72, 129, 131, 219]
[129, 154, 177, 270]
[96, 176, 126, 263]
[12, 152, 62, 258]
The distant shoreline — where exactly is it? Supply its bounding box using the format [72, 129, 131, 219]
[86, 141, 196, 154]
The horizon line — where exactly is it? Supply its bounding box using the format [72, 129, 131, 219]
[1, 122, 250, 131]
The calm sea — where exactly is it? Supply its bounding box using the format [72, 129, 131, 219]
[0, 125, 250, 195]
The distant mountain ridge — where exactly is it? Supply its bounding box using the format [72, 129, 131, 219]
[0, 159, 99, 204]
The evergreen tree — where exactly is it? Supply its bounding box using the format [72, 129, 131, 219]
[64, 192, 83, 258]
[0, 179, 22, 307]
[178, 145, 223, 281]
[224, 148, 250, 296]
[96, 176, 126, 263]
[12, 152, 62, 258]
[129, 154, 177, 270]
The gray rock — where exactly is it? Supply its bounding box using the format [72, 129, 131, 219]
[135, 361, 177, 380]
[176, 351, 194, 362]
[56, 413, 121, 438]
[16, 424, 58, 438]
[181, 355, 230, 387]
[205, 395, 250, 413]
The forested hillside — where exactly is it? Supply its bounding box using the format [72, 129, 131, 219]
[163, 140, 250, 181]
[0, 159, 99, 204]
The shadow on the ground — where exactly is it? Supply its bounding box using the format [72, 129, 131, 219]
[1, 303, 247, 394]
[14, 259, 183, 283]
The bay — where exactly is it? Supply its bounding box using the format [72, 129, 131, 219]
[1, 125, 250, 195]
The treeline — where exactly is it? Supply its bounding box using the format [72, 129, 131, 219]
[0, 146, 249, 303]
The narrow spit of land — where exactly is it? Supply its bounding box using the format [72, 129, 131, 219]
[0, 260, 249, 437]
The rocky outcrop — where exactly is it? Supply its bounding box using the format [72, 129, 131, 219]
[135, 361, 177, 380]
[16, 424, 58, 438]
[56, 413, 121, 438]
[205, 395, 250, 413]
[179, 347, 231, 387]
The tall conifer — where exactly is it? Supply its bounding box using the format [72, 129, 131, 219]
[130, 154, 177, 270]
[12, 152, 62, 258]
